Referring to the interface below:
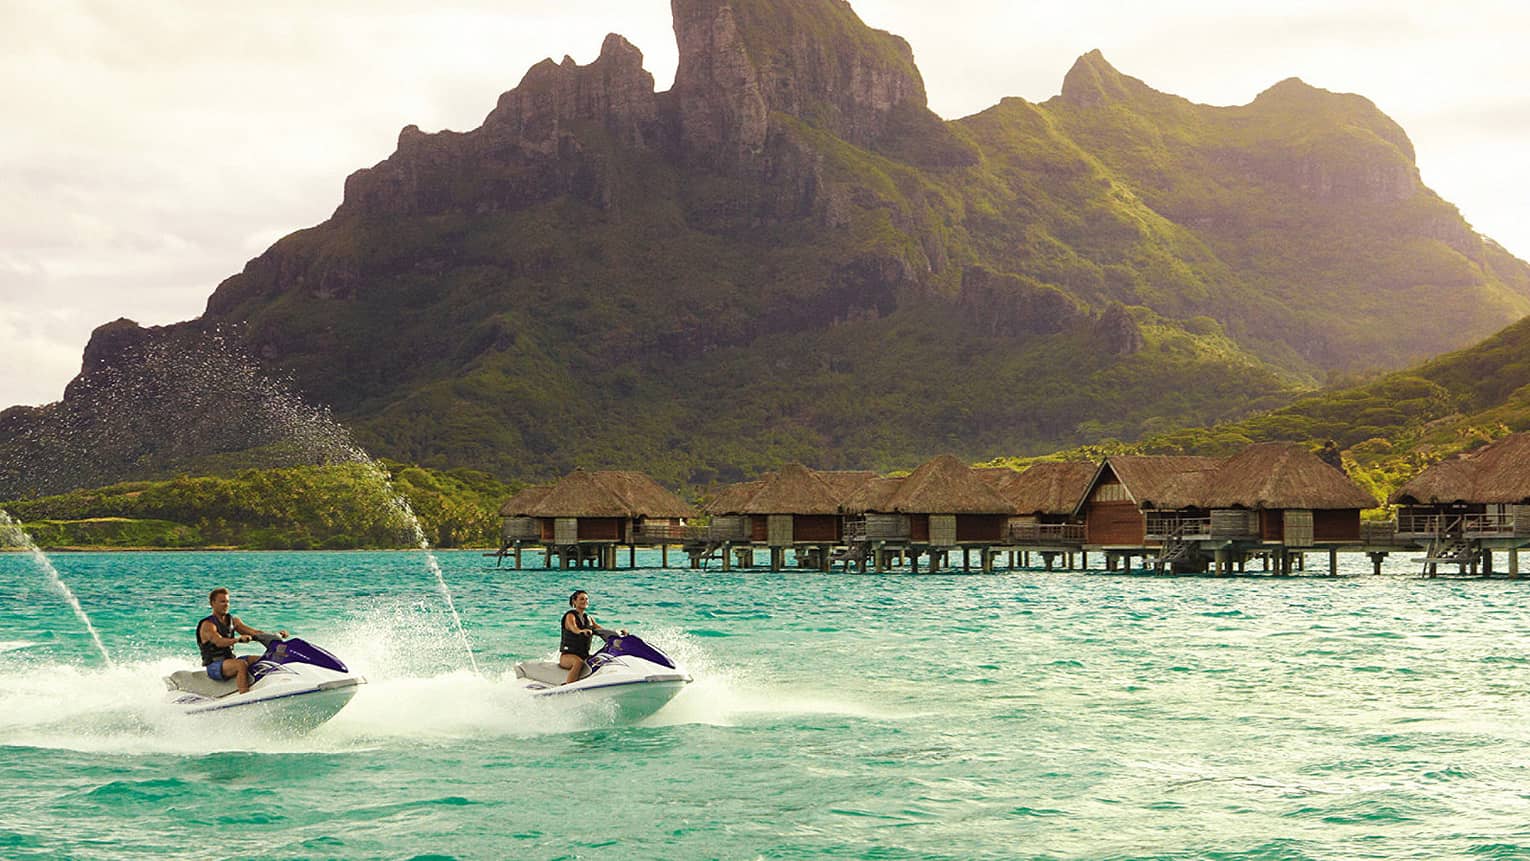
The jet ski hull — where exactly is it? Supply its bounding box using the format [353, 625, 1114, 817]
[529, 673, 690, 721]
[164, 638, 364, 733]
[170, 677, 363, 733]
[516, 634, 691, 723]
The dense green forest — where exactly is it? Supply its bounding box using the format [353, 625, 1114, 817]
[0, 463, 519, 550]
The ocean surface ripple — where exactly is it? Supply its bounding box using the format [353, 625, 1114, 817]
[3, 550, 1530, 859]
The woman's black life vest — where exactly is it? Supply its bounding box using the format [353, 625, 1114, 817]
[561, 610, 593, 657]
[198, 613, 236, 666]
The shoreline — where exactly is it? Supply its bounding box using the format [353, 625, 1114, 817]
[1, 545, 496, 553]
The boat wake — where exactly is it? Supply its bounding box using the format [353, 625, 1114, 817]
[0, 615, 896, 755]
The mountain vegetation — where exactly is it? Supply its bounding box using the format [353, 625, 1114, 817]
[993, 311, 1530, 510]
[3, 0, 1528, 499]
[0, 463, 517, 550]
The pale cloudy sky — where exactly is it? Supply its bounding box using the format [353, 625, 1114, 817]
[3, 0, 1528, 408]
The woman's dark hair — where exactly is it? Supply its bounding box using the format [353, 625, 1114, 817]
[569, 590, 587, 606]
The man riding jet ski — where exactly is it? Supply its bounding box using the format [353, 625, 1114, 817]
[163, 588, 364, 731]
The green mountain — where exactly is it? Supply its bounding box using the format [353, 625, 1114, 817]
[3, 0, 1527, 497]
[1045, 311, 1530, 506]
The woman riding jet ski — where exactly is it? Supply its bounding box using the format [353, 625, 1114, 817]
[514, 590, 690, 721]
[514, 632, 692, 721]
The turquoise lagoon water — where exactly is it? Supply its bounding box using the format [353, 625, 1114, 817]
[4, 549, 1530, 860]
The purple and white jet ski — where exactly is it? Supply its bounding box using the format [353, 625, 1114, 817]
[515, 633, 691, 721]
[163, 635, 365, 732]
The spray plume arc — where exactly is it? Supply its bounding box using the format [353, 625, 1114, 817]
[0, 509, 114, 666]
[1, 332, 479, 674]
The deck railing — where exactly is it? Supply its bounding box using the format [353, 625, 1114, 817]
[633, 523, 690, 542]
[1397, 511, 1527, 538]
[1360, 521, 1407, 546]
[1144, 514, 1212, 541]
[681, 523, 750, 543]
[1006, 522, 1085, 546]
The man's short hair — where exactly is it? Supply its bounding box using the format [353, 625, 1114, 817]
[209, 587, 229, 604]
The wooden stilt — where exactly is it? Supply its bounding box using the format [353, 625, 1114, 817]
[1328, 547, 1338, 577]
[1512, 548, 1520, 579]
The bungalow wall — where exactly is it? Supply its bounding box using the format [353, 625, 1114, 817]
[910, 515, 930, 543]
[1259, 510, 1283, 542]
[955, 514, 1006, 543]
[1086, 501, 1145, 546]
[502, 517, 540, 541]
[793, 515, 840, 543]
[577, 517, 623, 542]
[1312, 509, 1361, 542]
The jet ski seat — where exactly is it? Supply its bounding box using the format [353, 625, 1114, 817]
[514, 661, 590, 687]
[165, 670, 240, 699]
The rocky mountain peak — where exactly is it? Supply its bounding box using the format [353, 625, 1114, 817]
[1060, 50, 1144, 108]
[670, 0, 933, 166]
[484, 32, 658, 150]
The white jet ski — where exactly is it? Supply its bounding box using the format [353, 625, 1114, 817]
[164, 635, 365, 732]
[515, 632, 691, 722]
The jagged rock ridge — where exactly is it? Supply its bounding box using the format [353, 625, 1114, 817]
[4, 0, 1530, 498]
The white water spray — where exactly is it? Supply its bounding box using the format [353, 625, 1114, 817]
[0, 333, 479, 674]
[364, 463, 480, 675]
[0, 510, 114, 666]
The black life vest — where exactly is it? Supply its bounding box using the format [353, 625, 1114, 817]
[560, 610, 593, 657]
[198, 613, 236, 666]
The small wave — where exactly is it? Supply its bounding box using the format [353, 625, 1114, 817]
[0, 641, 35, 654]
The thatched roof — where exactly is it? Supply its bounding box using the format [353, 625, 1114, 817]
[1392, 433, 1530, 504]
[876, 455, 1018, 515]
[498, 484, 552, 517]
[703, 479, 766, 515]
[840, 477, 904, 514]
[736, 463, 844, 515]
[1199, 443, 1375, 509]
[522, 469, 695, 518]
[1092, 456, 1224, 510]
[987, 462, 1098, 515]
[816, 470, 880, 500]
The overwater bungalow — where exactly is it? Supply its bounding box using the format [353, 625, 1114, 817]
[982, 461, 1095, 551]
[1075, 444, 1375, 574]
[842, 454, 1019, 572]
[1390, 432, 1530, 575]
[1074, 455, 1222, 570]
[496, 469, 695, 569]
[698, 464, 876, 570]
